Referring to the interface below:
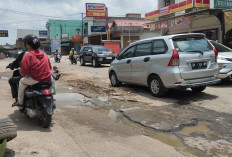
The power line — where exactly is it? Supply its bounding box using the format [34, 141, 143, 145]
[0, 7, 61, 19]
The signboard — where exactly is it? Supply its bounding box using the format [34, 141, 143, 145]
[195, 0, 210, 8]
[160, 21, 168, 29]
[72, 35, 82, 42]
[91, 26, 106, 32]
[210, 0, 232, 9]
[0, 30, 8, 37]
[175, 16, 191, 26]
[39, 30, 47, 37]
[62, 33, 69, 39]
[168, 19, 175, 28]
[160, 6, 170, 16]
[51, 39, 61, 53]
[145, 0, 194, 20]
[86, 3, 106, 17]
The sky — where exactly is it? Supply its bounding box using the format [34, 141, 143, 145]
[0, 0, 158, 45]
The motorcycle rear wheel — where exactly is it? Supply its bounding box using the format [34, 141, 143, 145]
[38, 109, 51, 128]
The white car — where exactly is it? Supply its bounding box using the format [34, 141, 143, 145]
[210, 41, 232, 80]
[109, 33, 220, 97]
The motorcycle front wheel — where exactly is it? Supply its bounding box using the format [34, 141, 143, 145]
[38, 109, 51, 128]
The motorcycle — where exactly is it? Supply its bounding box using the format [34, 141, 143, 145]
[7, 67, 55, 128]
[71, 54, 78, 64]
[22, 81, 55, 128]
[54, 53, 61, 63]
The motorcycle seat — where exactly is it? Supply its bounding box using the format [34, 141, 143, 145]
[29, 81, 52, 89]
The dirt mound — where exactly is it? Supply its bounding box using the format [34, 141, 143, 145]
[67, 79, 116, 95]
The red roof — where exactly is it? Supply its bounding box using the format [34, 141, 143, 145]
[113, 20, 151, 28]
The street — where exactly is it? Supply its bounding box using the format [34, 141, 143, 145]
[1, 57, 232, 157]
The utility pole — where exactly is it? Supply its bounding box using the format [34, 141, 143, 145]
[81, 13, 84, 46]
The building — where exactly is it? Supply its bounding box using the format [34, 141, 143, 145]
[83, 14, 150, 49]
[16, 29, 49, 52]
[46, 19, 83, 54]
[144, 0, 232, 47]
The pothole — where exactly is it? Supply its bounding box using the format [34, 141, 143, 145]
[54, 93, 93, 107]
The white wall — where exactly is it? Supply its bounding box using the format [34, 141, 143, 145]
[140, 30, 162, 39]
[17, 29, 47, 39]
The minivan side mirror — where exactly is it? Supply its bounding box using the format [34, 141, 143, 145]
[116, 55, 121, 60]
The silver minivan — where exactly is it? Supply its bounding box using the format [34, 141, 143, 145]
[109, 33, 220, 97]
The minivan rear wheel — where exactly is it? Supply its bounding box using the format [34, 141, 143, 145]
[110, 72, 121, 87]
[191, 86, 206, 92]
[149, 75, 166, 97]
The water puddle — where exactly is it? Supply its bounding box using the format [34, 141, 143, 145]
[177, 121, 221, 139]
[0, 76, 9, 80]
[98, 96, 109, 102]
[54, 93, 93, 107]
[56, 87, 73, 93]
[108, 109, 118, 121]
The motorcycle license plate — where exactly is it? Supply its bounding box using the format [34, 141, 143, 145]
[57, 55, 60, 58]
[73, 55, 77, 58]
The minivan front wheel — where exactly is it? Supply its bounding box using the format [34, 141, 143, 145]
[149, 76, 166, 97]
[110, 72, 121, 87]
[191, 86, 206, 92]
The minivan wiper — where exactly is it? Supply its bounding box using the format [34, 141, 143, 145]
[186, 50, 204, 55]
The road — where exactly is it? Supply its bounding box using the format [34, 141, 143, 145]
[1, 56, 232, 157]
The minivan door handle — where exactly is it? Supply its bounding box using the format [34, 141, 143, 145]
[127, 59, 131, 64]
[144, 57, 150, 62]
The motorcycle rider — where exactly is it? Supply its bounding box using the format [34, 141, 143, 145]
[69, 48, 77, 62]
[54, 49, 61, 57]
[12, 34, 52, 107]
[6, 51, 26, 102]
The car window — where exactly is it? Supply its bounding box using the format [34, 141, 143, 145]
[121, 46, 135, 59]
[152, 40, 167, 54]
[83, 47, 90, 51]
[210, 41, 232, 52]
[134, 43, 152, 57]
[93, 46, 110, 52]
[173, 37, 213, 52]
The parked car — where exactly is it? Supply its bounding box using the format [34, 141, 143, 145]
[109, 33, 220, 97]
[209, 40, 232, 81]
[79, 45, 116, 67]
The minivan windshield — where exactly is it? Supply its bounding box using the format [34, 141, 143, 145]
[93, 46, 110, 52]
[173, 37, 213, 52]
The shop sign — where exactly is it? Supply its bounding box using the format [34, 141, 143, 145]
[86, 3, 106, 17]
[210, 0, 232, 9]
[149, 23, 156, 31]
[0, 30, 8, 37]
[145, 0, 193, 20]
[160, 21, 168, 29]
[51, 39, 60, 53]
[155, 22, 161, 30]
[175, 16, 191, 26]
[160, 6, 170, 16]
[72, 35, 82, 42]
[39, 31, 47, 37]
[61, 33, 69, 39]
[195, 0, 210, 8]
[91, 26, 106, 32]
[168, 19, 175, 28]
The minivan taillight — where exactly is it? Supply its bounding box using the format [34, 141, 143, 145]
[168, 49, 179, 66]
[213, 48, 218, 63]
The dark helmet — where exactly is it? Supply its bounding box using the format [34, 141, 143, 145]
[23, 34, 41, 50]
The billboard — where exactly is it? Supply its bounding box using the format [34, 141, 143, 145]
[91, 26, 106, 32]
[210, 0, 232, 9]
[72, 35, 82, 42]
[51, 39, 61, 53]
[86, 3, 106, 17]
[0, 30, 8, 37]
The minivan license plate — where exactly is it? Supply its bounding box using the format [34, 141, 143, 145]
[191, 62, 207, 69]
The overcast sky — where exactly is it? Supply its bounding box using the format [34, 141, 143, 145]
[0, 0, 158, 45]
